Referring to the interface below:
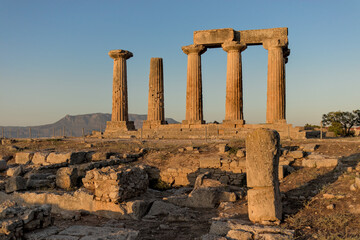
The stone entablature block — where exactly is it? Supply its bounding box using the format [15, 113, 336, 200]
[194, 27, 288, 47]
[193, 28, 235, 47]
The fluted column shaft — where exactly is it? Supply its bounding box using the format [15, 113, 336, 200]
[147, 58, 165, 122]
[182, 44, 206, 124]
[263, 40, 287, 124]
[109, 50, 133, 122]
[222, 41, 247, 123]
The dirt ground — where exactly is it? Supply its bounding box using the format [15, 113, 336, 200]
[1, 136, 360, 239]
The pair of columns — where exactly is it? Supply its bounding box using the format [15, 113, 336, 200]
[108, 50, 166, 130]
[182, 39, 287, 125]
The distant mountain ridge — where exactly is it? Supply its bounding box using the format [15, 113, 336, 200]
[0, 113, 179, 138]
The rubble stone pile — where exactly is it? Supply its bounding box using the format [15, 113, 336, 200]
[82, 165, 149, 202]
[0, 200, 52, 240]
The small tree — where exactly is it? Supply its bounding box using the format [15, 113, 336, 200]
[322, 110, 359, 137]
[355, 110, 360, 125]
[328, 121, 344, 136]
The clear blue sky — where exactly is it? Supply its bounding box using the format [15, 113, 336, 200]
[1, 0, 359, 127]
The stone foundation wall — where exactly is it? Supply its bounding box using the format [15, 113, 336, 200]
[101, 123, 309, 140]
[159, 157, 246, 187]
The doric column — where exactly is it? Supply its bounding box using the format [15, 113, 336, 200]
[107, 49, 135, 131]
[263, 39, 288, 124]
[181, 44, 207, 125]
[222, 41, 247, 127]
[143, 58, 167, 129]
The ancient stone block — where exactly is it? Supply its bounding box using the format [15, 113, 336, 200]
[218, 192, 237, 202]
[6, 165, 24, 177]
[301, 159, 315, 168]
[226, 229, 253, 240]
[56, 167, 78, 190]
[46, 152, 71, 164]
[186, 187, 219, 208]
[125, 200, 150, 220]
[194, 28, 235, 47]
[302, 158, 338, 168]
[46, 152, 87, 165]
[68, 152, 88, 165]
[0, 180, 5, 191]
[288, 150, 304, 159]
[5, 176, 27, 193]
[32, 152, 49, 165]
[26, 178, 54, 189]
[246, 128, 282, 223]
[247, 187, 282, 223]
[200, 157, 221, 168]
[238, 27, 288, 45]
[0, 159, 7, 171]
[15, 152, 34, 164]
[90, 152, 112, 161]
[236, 149, 246, 158]
[355, 177, 360, 189]
[246, 129, 280, 187]
[217, 144, 230, 153]
[301, 143, 319, 152]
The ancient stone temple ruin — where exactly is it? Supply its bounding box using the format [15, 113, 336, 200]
[104, 27, 308, 139]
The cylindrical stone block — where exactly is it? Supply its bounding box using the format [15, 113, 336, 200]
[247, 186, 282, 223]
[246, 128, 280, 187]
[147, 58, 165, 122]
[182, 44, 207, 124]
[245, 128, 282, 223]
[222, 41, 247, 123]
[263, 40, 286, 124]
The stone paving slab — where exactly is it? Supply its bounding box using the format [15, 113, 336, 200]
[24, 226, 61, 240]
[58, 225, 138, 240]
[24, 225, 139, 240]
[47, 235, 79, 240]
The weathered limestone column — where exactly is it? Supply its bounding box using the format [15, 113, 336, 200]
[221, 41, 247, 127]
[143, 58, 167, 129]
[263, 39, 287, 124]
[181, 44, 207, 125]
[246, 128, 282, 224]
[106, 49, 135, 131]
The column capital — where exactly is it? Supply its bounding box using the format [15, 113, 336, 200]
[221, 41, 247, 53]
[262, 39, 287, 50]
[181, 44, 207, 55]
[109, 49, 133, 60]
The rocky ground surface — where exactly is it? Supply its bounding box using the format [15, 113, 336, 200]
[0, 136, 360, 239]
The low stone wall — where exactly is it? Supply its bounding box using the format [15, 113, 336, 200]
[0, 190, 149, 220]
[159, 156, 246, 187]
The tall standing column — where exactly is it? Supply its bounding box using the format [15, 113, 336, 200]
[181, 44, 207, 125]
[143, 58, 167, 129]
[263, 39, 287, 124]
[222, 41, 247, 127]
[246, 128, 282, 224]
[106, 49, 135, 131]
